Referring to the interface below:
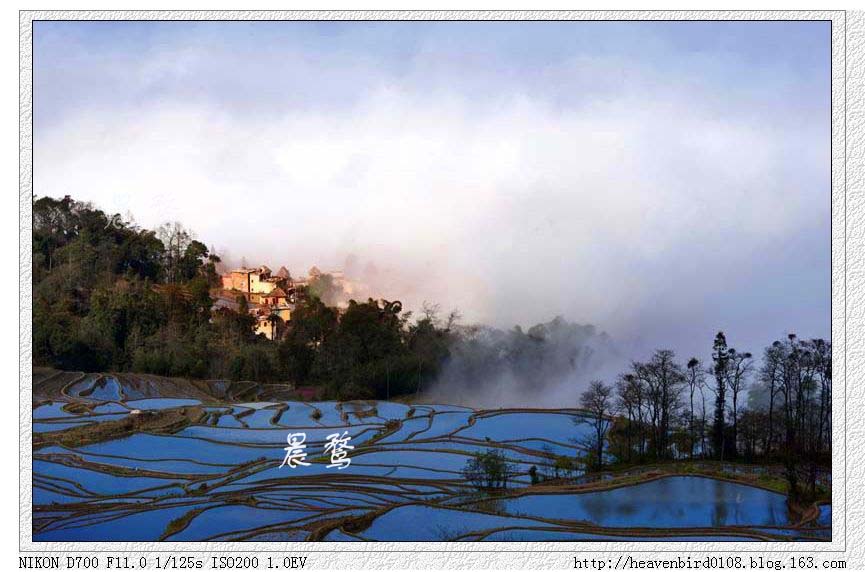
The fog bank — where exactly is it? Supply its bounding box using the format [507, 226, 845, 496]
[425, 317, 621, 408]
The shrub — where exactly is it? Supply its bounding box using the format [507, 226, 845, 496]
[554, 455, 579, 479]
[462, 449, 513, 490]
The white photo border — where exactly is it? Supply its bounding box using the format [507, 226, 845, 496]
[19, 9, 854, 566]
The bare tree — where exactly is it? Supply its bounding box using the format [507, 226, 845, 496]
[580, 380, 613, 470]
[757, 341, 785, 456]
[768, 333, 833, 503]
[698, 374, 711, 458]
[615, 374, 642, 463]
[726, 347, 754, 458]
[157, 221, 194, 283]
[685, 358, 705, 458]
[806, 338, 832, 454]
[633, 350, 684, 459]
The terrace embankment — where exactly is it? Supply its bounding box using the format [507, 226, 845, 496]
[33, 367, 298, 403]
[33, 406, 206, 449]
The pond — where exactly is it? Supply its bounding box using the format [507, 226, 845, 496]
[358, 504, 564, 541]
[498, 476, 791, 528]
[456, 411, 592, 444]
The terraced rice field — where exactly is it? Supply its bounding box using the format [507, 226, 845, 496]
[31, 370, 831, 542]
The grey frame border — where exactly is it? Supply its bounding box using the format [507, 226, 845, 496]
[19, 9, 852, 565]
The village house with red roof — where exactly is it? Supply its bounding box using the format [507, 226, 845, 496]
[214, 264, 357, 340]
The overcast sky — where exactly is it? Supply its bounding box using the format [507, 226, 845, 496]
[33, 21, 831, 361]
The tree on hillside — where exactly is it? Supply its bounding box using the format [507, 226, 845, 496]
[309, 299, 409, 398]
[158, 222, 193, 283]
[614, 373, 643, 463]
[580, 380, 613, 470]
[278, 297, 338, 384]
[633, 349, 684, 459]
[726, 347, 753, 458]
[463, 449, 513, 490]
[711, 332, 730, 460]
[685, 357, 705, 458]
[811, 338, 832, 456]
[757, 341, 785, 455]
[406, 303, 455, 398]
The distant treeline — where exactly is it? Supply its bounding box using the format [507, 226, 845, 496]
[577, 332, 831, 503]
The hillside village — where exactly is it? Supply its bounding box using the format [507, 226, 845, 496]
[212, 265, 354, 340]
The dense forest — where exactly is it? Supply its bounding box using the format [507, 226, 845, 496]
[32, 196, 459, 399]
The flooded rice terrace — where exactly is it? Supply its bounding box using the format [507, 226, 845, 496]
[32, 370, 830, 542]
